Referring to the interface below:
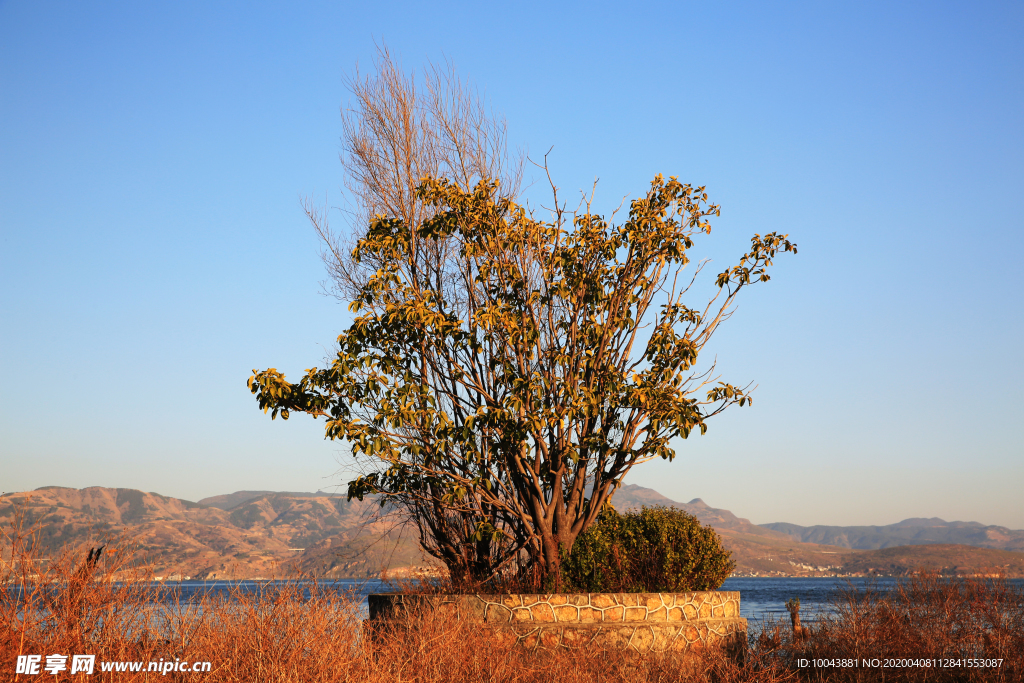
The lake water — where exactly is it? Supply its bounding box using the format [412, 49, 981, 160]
[150, 577, 1024, 625]
[720, 577, 900, 623]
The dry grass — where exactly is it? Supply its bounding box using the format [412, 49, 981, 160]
[3, 513, 1021, 682]
[756, 574, 1024, 682]
[1, 515, 170, 674]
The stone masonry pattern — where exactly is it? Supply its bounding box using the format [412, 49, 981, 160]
[368, 592, 747, 653]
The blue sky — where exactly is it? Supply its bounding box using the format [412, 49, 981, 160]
[2, 1, 1021, 528]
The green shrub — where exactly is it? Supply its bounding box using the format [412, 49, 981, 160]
[561, 505, 734, 592]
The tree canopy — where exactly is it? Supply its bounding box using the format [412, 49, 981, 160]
[249, 174, 795, 585]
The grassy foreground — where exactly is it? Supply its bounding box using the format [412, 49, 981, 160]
[3, 522, 1023, 682]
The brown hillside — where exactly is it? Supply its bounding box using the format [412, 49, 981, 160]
[0, 487, 436, 579]
[838, 543, 1024, 576]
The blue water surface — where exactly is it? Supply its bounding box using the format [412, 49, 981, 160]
[149, 577, 1024, 625]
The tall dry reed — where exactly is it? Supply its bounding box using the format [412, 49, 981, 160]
[756, 574, 1024, 682]
[2, 511, 170, 676]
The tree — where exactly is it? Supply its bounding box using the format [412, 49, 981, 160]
[298, 48, 527, 582]
[250, 172, 795, 586]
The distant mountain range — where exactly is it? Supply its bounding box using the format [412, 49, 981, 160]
[605, 484, 1024, 553]
[2, 484, 1022, 579]
[0, 486, 425, 580]
[760, 519, 1024, 552]
[608, 486, 1024, 577]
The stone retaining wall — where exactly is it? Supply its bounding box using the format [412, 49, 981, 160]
[367, 592, 747, 654]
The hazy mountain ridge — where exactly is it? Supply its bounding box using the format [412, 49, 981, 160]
[199, 490, 334, 511]
[760, 518, 1024, 552]
[3, 485, 1022, 578]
